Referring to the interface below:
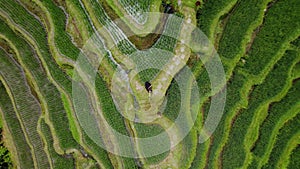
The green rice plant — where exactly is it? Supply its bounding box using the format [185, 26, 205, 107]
[194, 51, 231, 101]
[204, 72, 251, 169]
[216, 0, 273, 81]
[163, 79, 181, 121]
[24, 0, 119, 75]
[94, 74, 138, 168]
[242, 0, 300, 78]
[189, 139, 210, 169]
[60, 93, 80, 143]
[189, 98, 212, 169]
[218, 0, 271, 59]
[261, 113, 300, 169]
[0, 19, 78, 150]
[31, 0, 81, 60]
[81, 131, 114, 169]
[0, 48, 50, 168]
[152, 35, 177, 52]
[179, 129, 198, 169]
[117, 39, 137, 55]
[197, 0, 238, 40]
[1, 0, 300, 168]
[251, 78, 300, 166]
[222, 49, 299, 168]
[95, 75, 130, 135]
[0, 83, 34, 169]
[287, 145, 300, 169]
[0, 0, 74, 95]
[194, 0, 296, 96]
[203, 0, 300, 167]
[39, 119, 75, 169]
[63, 0, 95, 40]
[0, 0, 46, 44]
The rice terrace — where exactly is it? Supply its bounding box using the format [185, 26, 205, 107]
[0, 0, 299, 168]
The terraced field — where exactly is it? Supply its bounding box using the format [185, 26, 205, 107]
[0, 0, 299, 168]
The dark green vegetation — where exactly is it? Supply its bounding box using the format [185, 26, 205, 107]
[0, 100, 12, 169]
[0, 0, 299, 168]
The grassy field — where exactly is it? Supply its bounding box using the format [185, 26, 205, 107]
[0, 0, 299, 168]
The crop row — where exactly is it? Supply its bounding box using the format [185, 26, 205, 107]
[163, 79, 181, 121]
[202, 72, 248, 169]
[217, 0, 273, 79]
[0, 0, 47, 47]
[0, 2, 118, 164]
[65, 0, 118, 52]
[261, 112, 300, 169]
[199, 0, 300, 167]
[0, 7, 117, 167]
[27, 0, 135, 166]
[172, 68, 199, 169]
[83, 0, 137, 55]
[218, 0, 271, 59]
[81, 130, 114, 169]
[27, 0, 78, 61]
[189, 98, 212, 169]
[291, 36, 300, 79]
[0, 47, 50, 168]
[0, 75, 34, 168]
[79, 0, 140, 78]
[250, 78, 300, 167]
[57, 0, 93, 47]
[34, 0, 118, 73]
[79, 2, 160, 146]
[0, 18, 78, 150]
[119, 0, 153, 12]
[94, 74, 138, 168]
[54, 1, 126, 165]
[180, 129, 198, 169]
[20, 0, 79, 61]
[62, 0, 118, 81]
[135, 64, 198, 168]
[222, 49, 300, 168]
[198, 74, 248, 168]
[39, 0, 124, 138]
[0, 0, 74, 95]
[39, 118, 75, 169]
[292, 62, 300, 79]
[242, 0, 300, 78]
[2, 0, 74, 65]
[138, 68, 160, 82]
[133, 68, 194, 167]
[3, 0, 196, 168]
[193, 0, 273, 101]
[190, 139, 210, 169]
[24, 0, 117, 80]
[197, 0, 238, 41]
